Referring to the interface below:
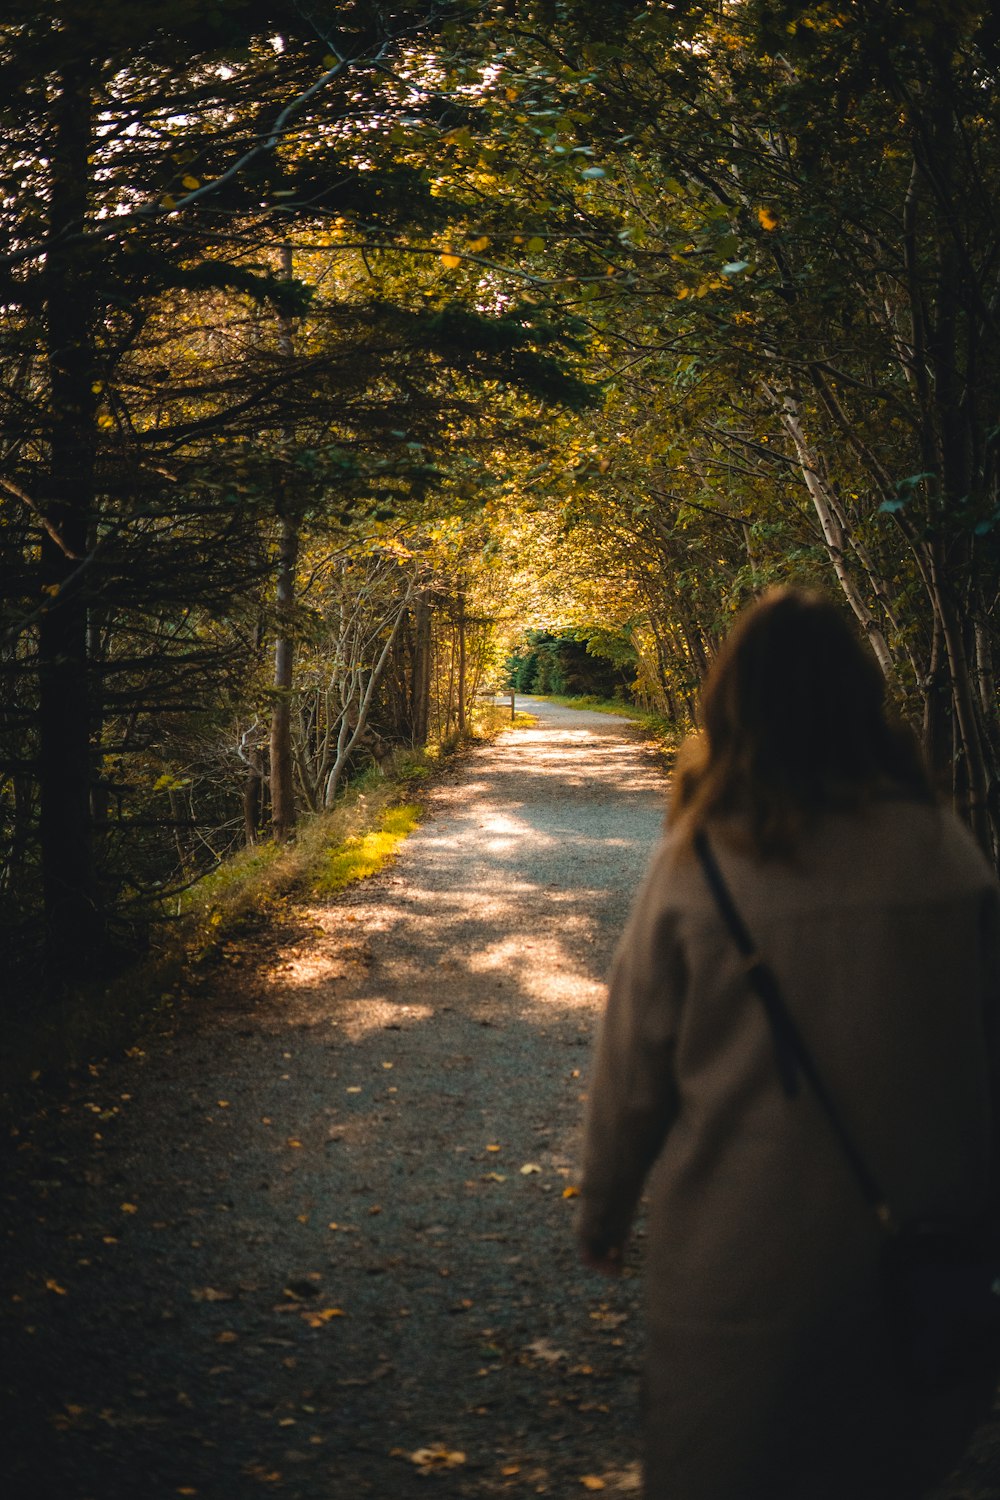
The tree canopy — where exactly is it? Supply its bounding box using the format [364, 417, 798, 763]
[2, 0, 1000, 999]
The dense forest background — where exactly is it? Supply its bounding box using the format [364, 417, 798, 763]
[2, 0, 999, 1002]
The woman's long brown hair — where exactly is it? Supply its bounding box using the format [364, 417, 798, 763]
[669, 588, 932, 857]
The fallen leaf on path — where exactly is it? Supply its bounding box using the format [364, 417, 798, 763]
[45, 1278, 67, 1295]
[481, 1173, 507, 1183]
[346, 1086, 362, 1094]
[520, 1163, 542, 1175]
[525, 1339, 568, 1363]
[501, 1464, 520, 1476]
[563, 1185, 580, 1198]
[286, 1139, 303, 1149]
[408, 1444, 467, 1471]
[302, 1307, 345, 1328]
[581, 1478, 606, 1491]
[120, 1203, 138, 1214]
[215, 1331, 238, 1343]
[191, 1287, 233, 1303]
[486, 1144, 501, 1152]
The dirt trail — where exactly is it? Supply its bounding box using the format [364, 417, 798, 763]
[1, 700, 667, 1500]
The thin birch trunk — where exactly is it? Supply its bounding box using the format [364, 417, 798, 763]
[768, 387, 897, 681]
[269, 243, 298, 842]
[457, 584, 467, 735]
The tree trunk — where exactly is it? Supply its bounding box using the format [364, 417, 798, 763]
[269, 512, 299, 842]
[411, 593, 431, 745]
[269, 244, 298, 843]
[457, 584, 467, 735]
[772, 389, 897, 681]
[38, 65, 99, 988]
[928, 546, 995, 855]
[243, 747, 264, 845]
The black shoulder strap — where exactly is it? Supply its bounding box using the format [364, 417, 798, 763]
[693, 829, 893, 1228]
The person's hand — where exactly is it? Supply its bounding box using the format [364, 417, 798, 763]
[580, 1242, 624, 1276]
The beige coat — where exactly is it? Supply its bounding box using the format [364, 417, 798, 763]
[580, 800, 1000, 1500]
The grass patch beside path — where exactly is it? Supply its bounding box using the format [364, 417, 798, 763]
[312, 803, 422, 896]
[533, 694, 681, 753]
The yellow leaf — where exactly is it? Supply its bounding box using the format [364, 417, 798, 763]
[382, 1061, 393, 1069]
[323, 53, 338, 68]
[581, 1479, 606, 1491]
[757, 204, 779, 230]
[410, 1446, 466, 1470]
[216, 1330, 238, 1344]
[520, 1163, 542, 1175]
[526, 236, 545, 253]
[303, 1306, 345, 1327]
[45, 1278, 67, 1295]
[98, 414, 114, 428]
[160, 195, 177, 211]
[217, 1100, 230, 1108]
[469, 235, 489, 251]
[676, 286, 689, 299]
[486, 1144, 501, 1152]
[121, 1203, 138, 1214]
[440, 251, 461, 269]
[562, 1185, 580, 1198]
[286, 1139, 302, 1148]
[181, 175, 201, 190]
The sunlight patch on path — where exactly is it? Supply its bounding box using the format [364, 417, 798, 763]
[261, 698, 667, 1039]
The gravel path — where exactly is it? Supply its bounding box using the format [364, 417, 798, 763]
[1, 699, 668, 1500]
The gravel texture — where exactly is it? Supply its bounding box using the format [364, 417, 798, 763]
[0, 699, 668, 1500]
[4, 696, 998, 1500]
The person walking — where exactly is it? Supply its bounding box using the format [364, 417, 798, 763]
[579, 587, 999, 1499]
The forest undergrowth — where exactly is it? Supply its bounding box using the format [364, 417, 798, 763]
[0, 704, 525, 1110]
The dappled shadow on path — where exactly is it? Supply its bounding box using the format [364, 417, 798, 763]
[3, 703, 996, 1497]
[0, 707, 665, 1498]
